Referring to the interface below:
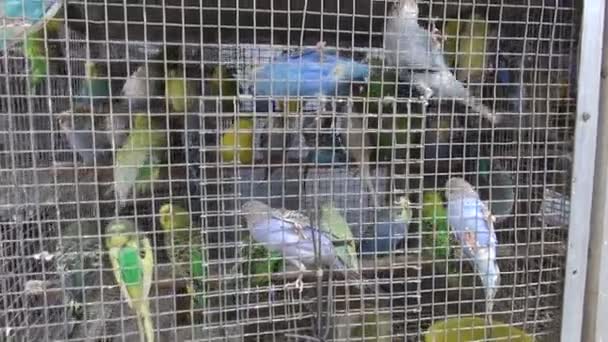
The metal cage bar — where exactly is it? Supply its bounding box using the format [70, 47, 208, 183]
[562, 0, 605, 341]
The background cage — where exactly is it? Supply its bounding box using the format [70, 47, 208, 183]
[0, 0, 600, 341]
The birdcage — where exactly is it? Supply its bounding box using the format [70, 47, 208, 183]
[0, 0, 599, 341]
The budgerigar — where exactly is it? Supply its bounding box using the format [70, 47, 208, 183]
[159, 203, 207, 320]
[454, 14, 495, 84]
[359, 196, 411, 255]
[384, 0, 498, 124]
[105, 220, 155, 342]
[421, 191, 450, 260]
[366, 57, 398, 114]
[56, 100, 135, 165]
[220, 118, 254, 164]
[74, 61, 111, 108]
[209, 64, 238, 113]
[113, 115, 167, 206]
[166, 66, 199, 113]
[445, 177, 500, 328]
[442, 19, 461, 68]
[3, 0, 63, 84]
[319, 203, 359, 272]
[252, 42, 369, 101]
[478, 159, 515, 224]
[56, 109, 112, 165]
[121, 59, 165, 111]
[241, 200, 380, 294]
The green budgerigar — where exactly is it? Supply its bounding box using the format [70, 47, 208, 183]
[159, 203, 207, 318]
[25, 31, 47, 88]
[442, 19, 460, 68]
[23, 13, 62, 88]
[166, 67, 199, 113]
[366, 58, 397, 114]
[421, 191, 450, 260]
[105, 220, 155, 342]
[209, 65, 238, 113]
[113, 115, 167, 206]
[75, 61, 110, 106]
[243, 242, 284, 287]
[455, 14, 494, 83]
[319, 203, 359, 272]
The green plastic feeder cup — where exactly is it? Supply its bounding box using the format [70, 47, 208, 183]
[425, 316, 534, 342]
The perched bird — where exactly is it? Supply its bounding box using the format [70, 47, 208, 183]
[159, 203, 207, 320]
[496, 54, 526, 114]
[241, 200, 379, 294]
[343, 111, 378, 208]
[56, 101, 134, 165]
[242, 241, 284, 287]
[56, 109, 112, 165]
[384, 0, 498, 124]
[209, 64, 238, 113]
[24, 30, 49, 87]
[9, 0, 63, 85]
[57, 61, 115, 165]
[252, 42, 369, 100]
[445, 177, 500, 326]
[319, 203, 359, 272]
[359, 196, 411, 255]
[442, 19, 460, 68]
[2, 0, 63, 85]
[365, 57, 398, 114]
[453, 14, 495, 84]
[220, 118, 254, 164]
[421, 191, 450, 260]
[476, 159, 515, 224]
[121, 59, 165, 111]
[73, 61, 111, 109]
[57, 61, 127, 164]
[165, 66, 199, 113]
[112, 115, 167, 206]
[105, 219, 155, 342]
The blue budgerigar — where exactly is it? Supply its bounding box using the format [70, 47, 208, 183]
[241, 200, 338, 293]
[252, 42, 369, 100]
[445, 177, 500, 325]
[241, 200, 380, 294]
[384, 0, 499, 124]
[360, 196, 411, 255]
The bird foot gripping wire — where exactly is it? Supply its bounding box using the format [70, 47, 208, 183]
[284, 275, 305, 294]
[429, 17, 445, 47]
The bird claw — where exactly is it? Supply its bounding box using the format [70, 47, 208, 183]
[284, 276, 304, 294]
[429, 17, 445, 47]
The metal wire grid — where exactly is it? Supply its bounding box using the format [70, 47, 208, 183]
[0, 0, 578, 341]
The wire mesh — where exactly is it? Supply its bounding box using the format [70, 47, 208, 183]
[0, 0, 577, 341]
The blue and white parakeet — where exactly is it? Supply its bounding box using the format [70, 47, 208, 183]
[445, 177, 500, 325]
[252, 42, 369, 101]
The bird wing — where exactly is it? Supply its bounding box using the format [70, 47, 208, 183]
[141, 238, 154, 301]
[109, 248, 134, 308]
[448, 195, 494, 253]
